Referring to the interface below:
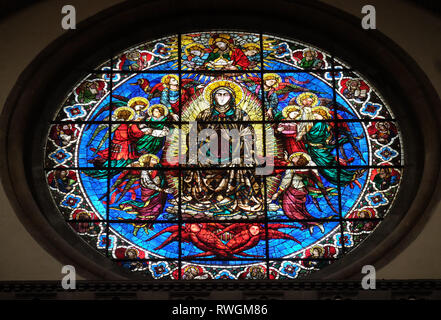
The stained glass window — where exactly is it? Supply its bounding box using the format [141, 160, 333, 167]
[45, 32, 403, 280]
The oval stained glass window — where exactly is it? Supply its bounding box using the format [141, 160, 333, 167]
[45, 32, 403, 280]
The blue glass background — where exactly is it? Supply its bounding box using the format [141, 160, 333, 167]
[268, 221, 341, 259]
[77, 124, 109, 168]
[78, 171, 107, 219]
[76, 57, 369, 265]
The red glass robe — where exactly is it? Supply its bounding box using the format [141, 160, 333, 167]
[97, 124, 144, 160]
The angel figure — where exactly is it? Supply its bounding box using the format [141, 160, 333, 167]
[269, 152, 338, 234]
[301, 106, 366, 188]
[86, 106, 146, 179]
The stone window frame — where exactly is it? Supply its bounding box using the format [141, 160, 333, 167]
[1, 0, 440, 284]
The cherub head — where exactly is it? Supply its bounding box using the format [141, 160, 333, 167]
[249, 224, 261, 236]
[303, 48, 318, 61]
[147, 104, 168, 119]
[296, 92, 319, 108]
[128, 97, 149, 119]
[311, 246, 325, 258]
[125, 248, 139, 259]
[126, 50, 141, 61]
[161, 74, 179, 88]
[139, 154, 160, 167]
[263, 73, 281, 89]
[151, 106, 165, 118]
[312, 107, 331, 120]
[282, 105, 301, 120]
[186, 43, 205, 57]
[347, 79, 361, 90]
[114, 107, 134, 121]
[300, 95, 315, 106]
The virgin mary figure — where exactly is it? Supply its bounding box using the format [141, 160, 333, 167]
[181, 79, 264, 219]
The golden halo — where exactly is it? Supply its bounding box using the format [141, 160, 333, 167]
[243, 42, 260, 51]
[147, 104, 169, 117]
[282, 105, 301, 119]
[183, 265, 198, 273]
[161, 74, 179, 86]
[128, 97, 149, 112]
[185, 43, 206, 56]
[249, 265, 265, 272]
[263, 73, 282, 85]
[311, 106, 332, 119]
[296, 92, 319, 107]
[310, 245, 325, 257]
[74, 209, 91, 219]
[114, 107, 135, 121]
[203, 80, 244, 106]
[288, 152, 312, 164]
[139, 154, 160, 166]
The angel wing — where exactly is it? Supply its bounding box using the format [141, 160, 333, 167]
[85, 99, 127, 131]
[274, 83, 311, 95]
[101, 169, 141, 204]
[86, 100, 127, 153]
[318, 97, 355, 117]
[148, 82, 165, 100]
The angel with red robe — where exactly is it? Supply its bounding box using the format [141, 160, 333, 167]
[87, 107, 147, 179]
[276, 105, 309, 155]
